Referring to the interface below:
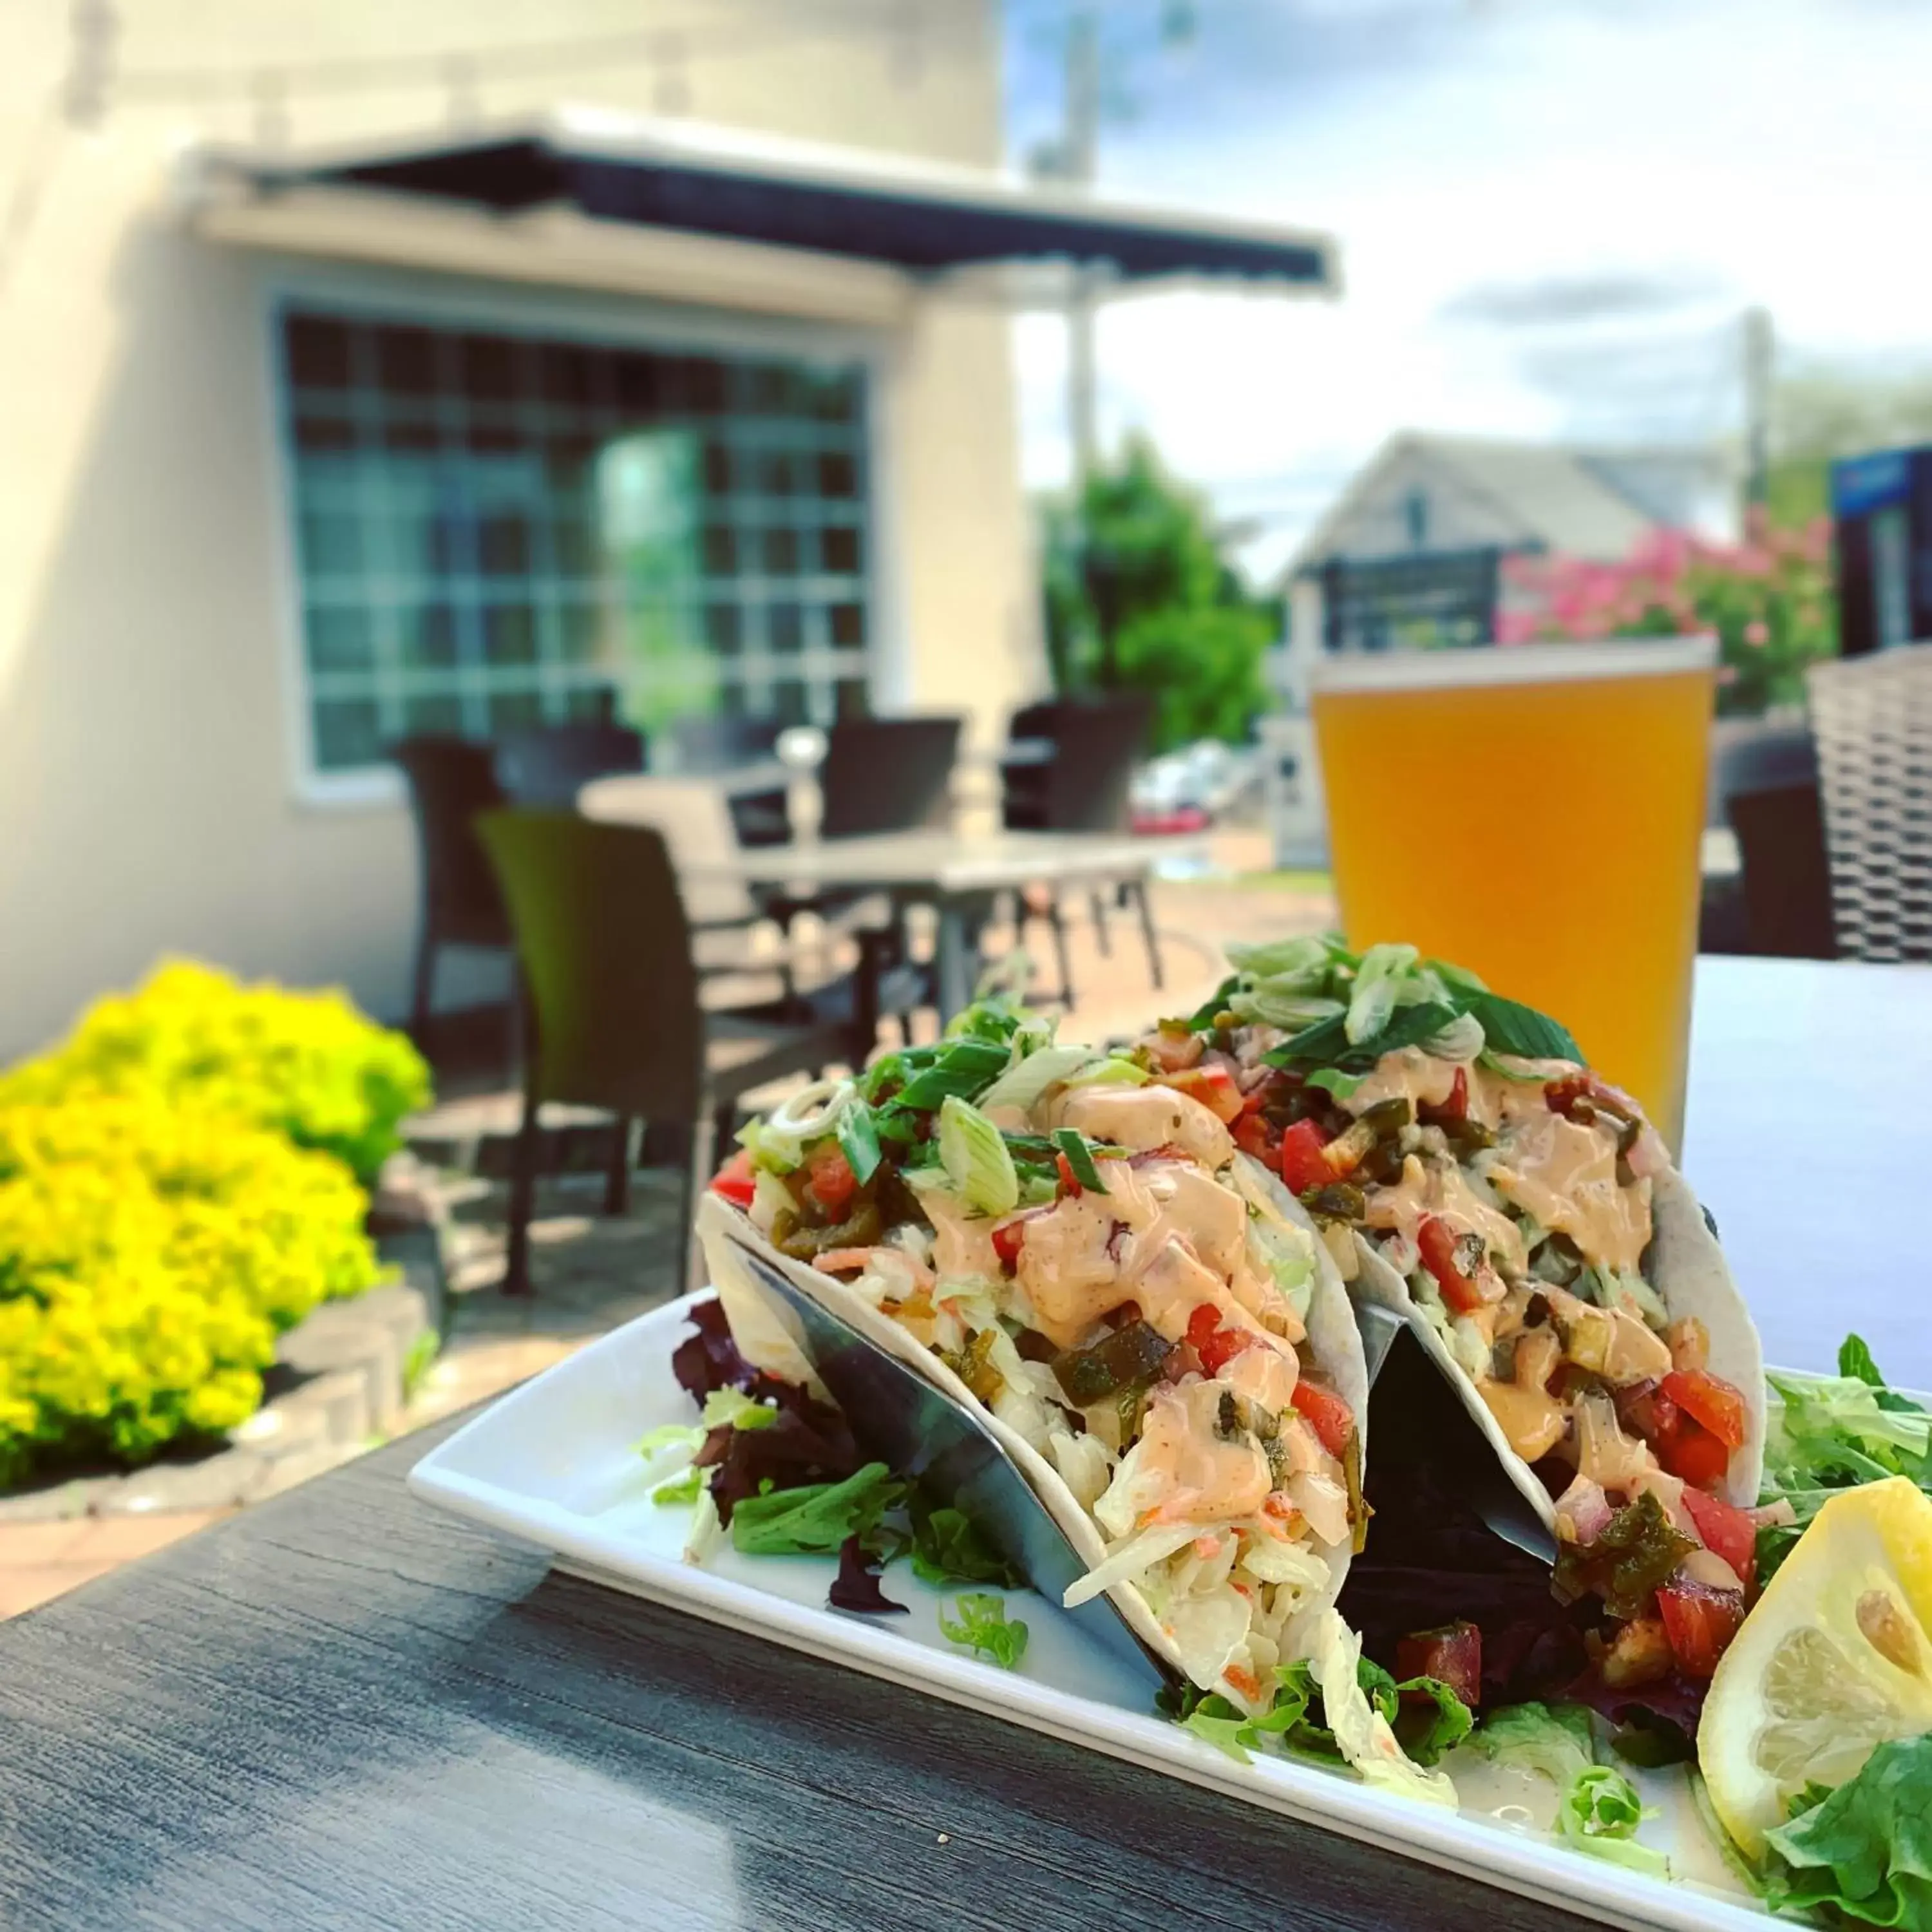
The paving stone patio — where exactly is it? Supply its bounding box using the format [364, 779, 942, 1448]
[0, 838, 1334, 1617]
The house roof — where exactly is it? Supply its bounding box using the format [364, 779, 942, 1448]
[1288, 432, 1732, 578]
[187, 106, 1339, 294]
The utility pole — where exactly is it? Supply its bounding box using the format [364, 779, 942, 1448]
[1743, 305, 1774, 514]
[1062, 6, 1101, 486]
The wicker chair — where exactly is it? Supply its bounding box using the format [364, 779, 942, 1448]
[1806, 641, 1932, 961]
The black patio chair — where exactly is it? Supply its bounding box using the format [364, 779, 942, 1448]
[1716, 724, 1834, 958]
[1001, 695, 1160, 1002]
[492, 722, 647, 806]
[392, 735, 511, 1045]
[475, 810, 872, 1296]
[668, 714, 789, 846]
[820, 715, 963, 838]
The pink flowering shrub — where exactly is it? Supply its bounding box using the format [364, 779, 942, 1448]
[1500, 511, 1834, 714]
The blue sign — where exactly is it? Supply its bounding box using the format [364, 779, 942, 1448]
[1832, 449, 1913, 516]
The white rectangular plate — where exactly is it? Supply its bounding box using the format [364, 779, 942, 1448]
[410, 1291, 1773, 1932]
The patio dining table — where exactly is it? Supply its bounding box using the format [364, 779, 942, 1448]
[696, 828, 1198, 1021]
[3, 954, 1924, 1932]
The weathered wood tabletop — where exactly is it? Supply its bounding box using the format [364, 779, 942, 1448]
[2, 954, 1922, 1932]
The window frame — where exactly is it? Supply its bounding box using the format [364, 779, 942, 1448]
[251, 261, 901, 807]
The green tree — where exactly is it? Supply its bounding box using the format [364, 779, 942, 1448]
[1041, 435, 1271, 752]
[1768, 359, 1932, 526]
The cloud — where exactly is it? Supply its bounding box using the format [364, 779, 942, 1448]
[1436, 268, 1733, 329]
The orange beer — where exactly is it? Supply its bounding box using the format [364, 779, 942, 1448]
[1311, 637, 1717, 1149]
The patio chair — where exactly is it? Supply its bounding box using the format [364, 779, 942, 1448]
[1000, 695, 1160, 1003]
[666, 714, 789, 846]
[580, 773, 918, 1028]
[475, 810, 864, 1296]
[392, 735, 511, 1045]
[820, 715, 963, 838]
[492, 722, 646, 806]
[1806, 641, 1932, 961]
[1716, 724, 1834, 958]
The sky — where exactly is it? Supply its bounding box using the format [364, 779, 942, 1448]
[1001, 0, 1932, 581]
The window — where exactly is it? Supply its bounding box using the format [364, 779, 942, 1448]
[276, 306, 875, 777]
[1402, 488, 1429, 550]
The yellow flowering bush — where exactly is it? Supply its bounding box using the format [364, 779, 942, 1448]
[0, 1095, 381, 1486]
[0, 960, 431, 1184]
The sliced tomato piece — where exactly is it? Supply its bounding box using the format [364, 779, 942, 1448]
[1232, 1111, 1276, 1160]
[1186, 1302, 1247, 1377]
[1278, 1117, 1332, 1194]
[1055, 1151, 1082, 1197]
[803, 1143, 858, 1217]
[708, 1147, 758, 1208]
[1656, 1577, 1746, 1678]
[1681, 1486, 1758, 1595]
[990, 1208, 1049, 1273]
[1420, 1066, 1469, 1126]
[1661, 1368, 1749, 1450]
[1162, 1064, 1245, 1124]
[1396, 1620, 1481, 1709]
[1290, 1378, 1355, 1459]
[1656, 1411, 1731, 1488]
[1417, 1215, 1486, 1316]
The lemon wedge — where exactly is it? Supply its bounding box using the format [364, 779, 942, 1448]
[1699, 1477, 1932, 1860]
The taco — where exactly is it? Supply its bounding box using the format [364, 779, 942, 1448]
[1148, 935, 1767, 1691]
[699, 999, 1390, 1738]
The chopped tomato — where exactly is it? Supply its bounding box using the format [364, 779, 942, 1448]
[708, 1147, 757, 1208]
[1186, 1303, 1247, 1377]
[1656, 1577, 1746, 1678]
[1279, 1118, 1332, 1194]
[1232, 1111, 1276, 1160]
[1656, 1411, 1731, 1489]
[1546, 1072, 1645, 1125]
[1681, 1486, 1758, 1595]
[1162, 1064, 1245, 1124]
[1614, 1378, 1680, 1448]
[1056, 1151, 1081, 1197]
[1421, 1066, 1469, 1125]
[803, 1144, 858, 1217]
[1417, 1215, 1486, 1316]
[990, 1209, 1046, 1273]
[1661, 1368, 1749, 1450]
[1396, 1621, 1481, 1709]
[1290, 1378, 1354, 1459]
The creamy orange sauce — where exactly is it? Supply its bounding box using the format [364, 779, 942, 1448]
[1014, 1156, 1296, 1355]
[1478, 1379, 1566, 1462]
[1344, 1048, 1575, 1133]
[1137, 1381, 1273, 1526]
[921, 1191, 1003, 1282]
[1488, 1111, 1652, 1274]
[1363, 1152, 1528, 1276]
[1048, 1083, 1233, 1170]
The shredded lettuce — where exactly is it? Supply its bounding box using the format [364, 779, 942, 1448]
[1309, 1613, 1459, 1805]
[938, 1593, 1030, 1670]
[636, 1422, 705, 1462]
[937, 1095, 1020, 1217]
[1223, 935, 1339, 985]
[1470, 1703, 1667, 1877]
[699, 1387, 777, 1432]
[652, 1467, 705, 1506]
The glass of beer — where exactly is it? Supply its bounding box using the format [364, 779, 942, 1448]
[1311, 636, 1718, 1150]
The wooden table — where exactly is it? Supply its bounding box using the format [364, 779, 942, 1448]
[3, 954, 1922, 1932]
[699, 829, 1196, 1019]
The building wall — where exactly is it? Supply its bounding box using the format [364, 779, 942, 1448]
[0, 0, 1039, 1058]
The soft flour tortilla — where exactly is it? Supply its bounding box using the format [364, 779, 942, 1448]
[1307, 1159, 1765, 1527]
[696, 1183, 1370, 1692]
